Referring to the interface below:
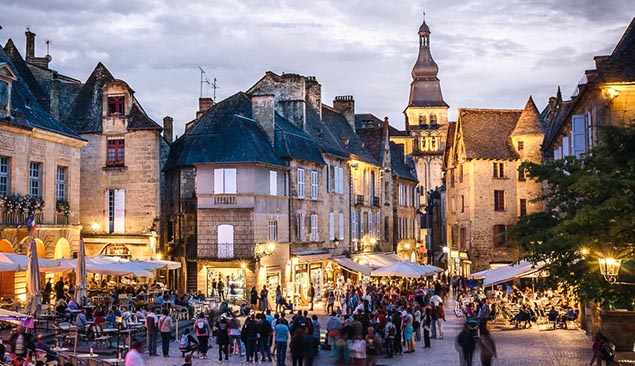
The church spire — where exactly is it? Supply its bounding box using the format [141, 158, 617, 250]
[408, 12, 447, 108]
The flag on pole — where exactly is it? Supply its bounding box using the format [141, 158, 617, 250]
[26, 215, 36, 232]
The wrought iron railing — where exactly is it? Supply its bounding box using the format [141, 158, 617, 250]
[1, 212, 43, 225]
[355, 195, 365, 206]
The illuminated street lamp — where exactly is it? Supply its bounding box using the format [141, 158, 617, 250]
[598, 257, 622, 284]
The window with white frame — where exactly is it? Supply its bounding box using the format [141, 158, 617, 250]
[105, 189, 125, 233]
[337, 166, 345, 194]
[376, 211, 381, 237]
[29, 162, 42, 197]
[310, 214, 318, 241]
[217, 224, 234, 258]
[571, 114, 586, 157]
[269, 171, 277, 196]
[329, 212, 335, 240]
[351, 210, 358, 240]
[297, 168, 305, 198]
[297, 213, 306, 242]
[214, 168, 237, 194]
[268, 220, 278, 241]
[56, 166, 67, 202]
[369, 211, 374, 235]
[311, 170, 318, 200]
[338, 212, 344, 240]
[0, 157, 9, 196]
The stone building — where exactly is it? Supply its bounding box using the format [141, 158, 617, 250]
[542, 17, 635, 158]
[0, 38, 85, 300]
[390, 14, 449, 264]
[444, 98, 547, 273]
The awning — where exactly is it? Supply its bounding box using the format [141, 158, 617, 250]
[330, 257, 371, 276]
[469, 269, 489, 280]
[371, 261, 440, 278]
[292, 250, 331, 262]
[352, 253, 403, 268]
[482, 260, 548, 286]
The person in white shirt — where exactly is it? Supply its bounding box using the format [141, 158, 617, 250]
[125, 341, 145, 366]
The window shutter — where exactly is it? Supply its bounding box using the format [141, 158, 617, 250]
[572, 114, 586, 157]
[214, 169, 224, 194]
[225, 169, 237, 193]
[329, 212, 335, 240]
[339, 212, 344, 240]
[114, 189, 125, 233]
[104, 190, 111, 233]
[269, 171, 277, 196]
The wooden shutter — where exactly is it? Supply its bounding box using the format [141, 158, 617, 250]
[104, 190, 111, 233]
[572, 114, 586, 157]
[114, 189, 125, 233]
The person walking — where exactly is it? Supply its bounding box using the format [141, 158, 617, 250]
[228, 314, 243, 356]
[194, 313, 211, 359]
[422, 307, 432, 348]
[365, 327, 379, 366]
[260, 286, 269, 312]
[436, 302, 446, 339]
[158, 309, 174, 357]
[274, 318, 290, 366]
[125, 341, 145, 366]
[590, 332, 603, 366]
[242, 314, 259, 363]
[257, 313, 273, 362]
[290, 328, 307, 366]
[326, 291, 335, 314]
[456, 322, 476, 366]
[145, 307, 159, 356]
[384, 318, 396, 358]
[349, 334, 366, 366]
[215, 314, 230, 362]
[308, 283, 316, 311]
[478, 327, 497, 366]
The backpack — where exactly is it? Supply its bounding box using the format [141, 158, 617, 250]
[179, 334, 189, 348]
[196, 320, 206, 334]
[601, 341, 615, 361]
[387, 324, 396, 338]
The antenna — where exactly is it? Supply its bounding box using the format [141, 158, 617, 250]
[198, 66, 206, 98]
[211, 78, 219, 100]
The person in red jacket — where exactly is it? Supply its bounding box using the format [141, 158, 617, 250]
[436, 303, 446, 339]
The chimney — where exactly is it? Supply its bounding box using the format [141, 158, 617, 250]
[197, 97, 214, 119]
[333, 95, 355, 129]
[305, 76, 322, 120]
[163, 116, 174, 143]
[25, 30, 36, 59]
[251, 94, 275, 145]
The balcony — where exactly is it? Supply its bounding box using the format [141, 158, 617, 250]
[1, 212, 43, 226]
[371, 196, 381, 207]
[214, 196, 236, 205]
[55, 213, 69, 225]
[204, 243, 255, 260]
[354, 195, 365, 206]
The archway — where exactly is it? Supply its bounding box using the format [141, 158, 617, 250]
[0, 239, 14, 299]
[99, 243, 131, 258]
[54, 238, 71, 259]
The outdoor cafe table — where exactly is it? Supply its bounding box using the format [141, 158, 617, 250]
[77, 354, 99, 358]
[51, 347, 69, 352]
[102, 358, 125, 366]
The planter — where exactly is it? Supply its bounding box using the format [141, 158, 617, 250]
[600, 310, 635, 351]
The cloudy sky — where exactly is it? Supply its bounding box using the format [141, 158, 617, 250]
[2, 0, 633, 136]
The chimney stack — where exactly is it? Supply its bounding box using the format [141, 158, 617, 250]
[251, 94, 275, 145]
[163, 116, 174, 143]
[333, 95, 355, 129]
[197, 97, 214, 119]
[25, 30, 36, 59]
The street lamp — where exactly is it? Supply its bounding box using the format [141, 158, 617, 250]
[598, 257, 623, 284]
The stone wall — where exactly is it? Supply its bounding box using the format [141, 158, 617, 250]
[600, 310, 635, 351]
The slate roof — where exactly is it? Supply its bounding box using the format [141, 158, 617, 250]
[66, 62, 114, 133]
[542, 99, 573, 149]
[3, 39, 48, 111]
[511, 97, 547, 137]
[303, 105, 349, 159]
[321, 106, 378, 165]
[275, 113, 325, 164]
[164, 92, 285, 171]
[390, 142, 418, 182]
[388, 125, 408, 137]
[355, 113, 388, 164]
[128, 103, 162, 131]
[458, 108, 522, 160]
[0, 44, 83, 141]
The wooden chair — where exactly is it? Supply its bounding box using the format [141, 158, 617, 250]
[86, 358, 101, 366]
[93, 324, 111, 348]
[58, 353, 67, 366]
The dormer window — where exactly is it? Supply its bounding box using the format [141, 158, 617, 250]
[0, 81, 8, 112]
[107, 96, 125, 116]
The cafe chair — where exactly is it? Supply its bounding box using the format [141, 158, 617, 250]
[91, 325, 111, 349]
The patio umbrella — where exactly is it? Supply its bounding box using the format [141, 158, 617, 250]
[0, 252, 59, 271]
[370, 261, 438, 278]
[146, 258, 182, 270]
[74, 239, 87, 305]
[26, 239, 41, 317]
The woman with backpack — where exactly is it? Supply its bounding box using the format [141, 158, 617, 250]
[215, 314, 230, 362]
[194, 313, 211, 359]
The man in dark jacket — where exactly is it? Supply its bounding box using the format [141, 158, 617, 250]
[456, 322, 476, 366]
[257, 313, 273, 362]
[8, 326, 35, 359]
[242, 314, 259, 362]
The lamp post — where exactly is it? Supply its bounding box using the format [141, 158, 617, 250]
[597, 257, 635, 285]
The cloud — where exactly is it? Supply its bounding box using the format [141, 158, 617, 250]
[0, 0, 632, 133]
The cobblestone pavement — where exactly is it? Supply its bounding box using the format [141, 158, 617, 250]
[132, 300, 591, 366]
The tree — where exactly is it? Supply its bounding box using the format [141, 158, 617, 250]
[513, 124, 635, 309]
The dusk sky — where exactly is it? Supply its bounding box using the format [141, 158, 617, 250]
[2, 0, 633, 136]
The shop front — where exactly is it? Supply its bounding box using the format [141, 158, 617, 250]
[290, 250, 330, 306]
[198, 260, 255, 304]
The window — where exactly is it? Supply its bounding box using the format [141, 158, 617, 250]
[519, 199, 527, 217]
[430, 114, 437, 124]
[376, 211, 381, 237]
[106, 138, 125, 166]
[459, 227, 467, 250]
[29, 162, 41, 197]
[310, 214, 318, 241]
[56, 166, 67, 202]
[494, 190, 505, 211]
[459, 164, 464, 183]
[214, 168, 237, 194]
[335, 166, 344, 194]
[327, 165, 333, 193]
[419, 115, 427, 125]
[338, 212, 344, 240]
[107, 96, 125, 116]
[217, 224, 234, 258]
[269, 171, 277, 196]
[105, 189, 125, 233]
[460, 195, 465, 213]
[329, 212, 335, 240]
[361, 211, 367, 238]
[572, 114, 586, 157]
[420, 136, 427, 151]
[368, 211, 374, 235]
[268, 220, 278, 242]
[586, 111, 593, 150]
[0, 81, 8, 111]
[492, 162, 504, 178]
[493, 225, 509, 247]
[450, 169, 455, 188]
[518, 167, 526, 182]
[430, 136, 438, 151]
[311, 170, 318, 200]
[517, 141, 524, 150]
[562, 135, 571, 157]
[297, 168, 305, 198]
[351, 210, 359, 240]
[297, 213, 306, 242]
[0, 157, 9, 195]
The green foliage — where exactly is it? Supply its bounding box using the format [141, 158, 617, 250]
[512, 124, 635, 309]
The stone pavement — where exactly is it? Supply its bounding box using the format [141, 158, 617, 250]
[135, 299, 591, 366]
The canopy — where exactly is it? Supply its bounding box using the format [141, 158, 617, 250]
[0, 308, 31, 321]
[468, 269, 490, 280]
[145, 258, 181, 270]
[86, 261, 155, 277]
[0, 253, 59, 272]
[26, 240, 41, 317]
[371, 261, 440, 278]
[352, 253, 403, 268]
[330, 257, 371, 276]
[482, 260, 548, 286]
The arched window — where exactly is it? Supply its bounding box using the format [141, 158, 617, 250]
[217, 224, 234, 258]
[430, 114, 437, 124]
[420, 135, 428, 151]
[418, 115, 427, 125]
[430, 135, 438, 151]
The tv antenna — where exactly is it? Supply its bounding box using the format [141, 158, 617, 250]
[198, 66, 219, 100]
